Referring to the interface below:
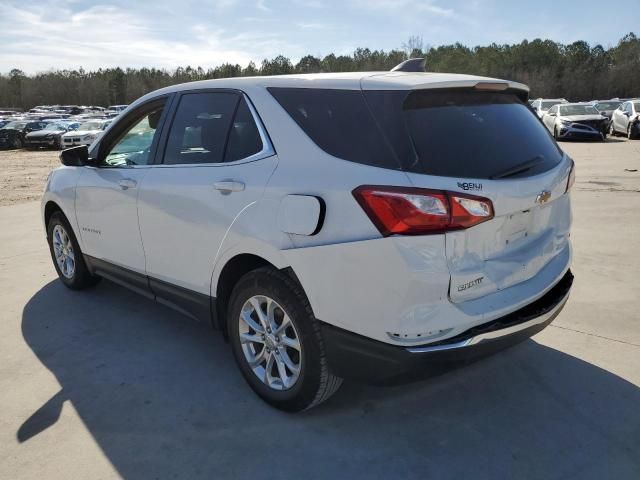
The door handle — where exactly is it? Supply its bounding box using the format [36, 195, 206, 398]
[118, 178, 137, 190]
[214, 181, 245, 193]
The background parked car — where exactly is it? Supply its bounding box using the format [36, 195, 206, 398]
[542, 103, 608, 140]
[531, 98, 568, 118]
[61, 119, 112, 148]
[610, 100, 640, 139]
[0, 120, 51, 149]
[590, 100, 622, 127]
[24, 121, 80, 149]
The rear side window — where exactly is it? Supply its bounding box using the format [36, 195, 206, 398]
[365, 89, 563, 179]
[268, 87, 400, 169]
[163, 92, 264, 165]
[164, 92, 237, 165]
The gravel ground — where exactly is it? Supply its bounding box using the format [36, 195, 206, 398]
[0, 149, 60, 206]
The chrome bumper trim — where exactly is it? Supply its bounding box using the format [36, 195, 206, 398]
[406, 291, 569, 354]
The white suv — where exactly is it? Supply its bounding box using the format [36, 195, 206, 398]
[42, 68, 574, 411]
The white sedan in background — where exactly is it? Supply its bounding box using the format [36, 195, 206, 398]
[61, 120, 112, 148]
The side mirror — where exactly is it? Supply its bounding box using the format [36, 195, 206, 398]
[547, 112, 556, 117]
[60, 145, 91, 167]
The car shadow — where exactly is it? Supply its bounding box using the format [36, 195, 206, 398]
[20, 280, 640, 479]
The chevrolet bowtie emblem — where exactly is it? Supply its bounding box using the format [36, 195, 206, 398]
[535, 190, 552, 204]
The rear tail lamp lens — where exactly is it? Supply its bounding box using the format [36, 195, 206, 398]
[352, 186, 494, 236]
[566, 160, 575, 193]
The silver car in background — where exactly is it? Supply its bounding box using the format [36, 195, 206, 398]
[61, 119, 112, 148]
[591, 100, 622, 128]
[610, 100, 640, 139]
[531, 98, 568, 118]
[542, 103, 608, 141]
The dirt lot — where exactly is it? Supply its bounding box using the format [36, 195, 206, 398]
[0, 149, 60, 206]
[1, 139, 639, 479]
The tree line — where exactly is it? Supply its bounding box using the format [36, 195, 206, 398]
[1, 33, 638, 110]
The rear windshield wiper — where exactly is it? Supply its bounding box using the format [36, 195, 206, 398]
[489, 155, 544, 180]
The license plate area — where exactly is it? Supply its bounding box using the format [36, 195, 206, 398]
[502, 210, 533, 247]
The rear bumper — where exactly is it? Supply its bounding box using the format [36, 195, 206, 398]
[320, 269, 573, 384]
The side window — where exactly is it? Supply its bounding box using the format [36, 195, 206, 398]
[624, 103, 632, 113]
[549, 105, 558, 115]
[224, 97, 263, 162]
[268, 87, 398, 169]
[163, 92, 238, 165]
[103, 102, 166, 167]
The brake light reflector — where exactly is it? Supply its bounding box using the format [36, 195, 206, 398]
[352, 186, 494, 236]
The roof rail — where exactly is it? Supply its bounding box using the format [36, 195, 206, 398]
[391, 58, 426, 73]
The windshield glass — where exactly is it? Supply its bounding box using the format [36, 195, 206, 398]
[559, 105, 599, 116]
[44, 123, 66, 130]
[79, 122, 103, 131]
[2, 121, 27, 130]
[595, 102, 621, 110]
[541, 101, 562, 110]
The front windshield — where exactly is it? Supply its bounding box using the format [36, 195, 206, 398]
[559, 105, 599, 116]
[78, 122, 103, 131]
[595, 102, 621, 110]
[2, 121, 27, 130]
[541, 101, 562, 110]
[44, 123, 66, 131]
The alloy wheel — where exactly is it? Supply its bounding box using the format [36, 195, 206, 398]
[52, 224, 76, 278]
[238, 295, 302, 391]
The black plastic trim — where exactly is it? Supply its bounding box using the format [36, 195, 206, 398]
[310, 196, 326, 236]
[84, 255, 216, 325]
[149, 276, 213, 323]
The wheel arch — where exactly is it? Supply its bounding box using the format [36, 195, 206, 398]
[44, 200, 64, 230]
[214, 253, 304, 337]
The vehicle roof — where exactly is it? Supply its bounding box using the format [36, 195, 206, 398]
[142, 71, 529, 98]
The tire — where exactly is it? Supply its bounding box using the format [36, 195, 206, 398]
[553, 127, 559, 140]
[228, 267, 342, 412]
[11, 137, 23, 149]
[609, 123, 616, 136]
[628, 125, 637, 140]
[47, 211, 100, 290]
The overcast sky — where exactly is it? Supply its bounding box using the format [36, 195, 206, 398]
[0, 0, 636, 73]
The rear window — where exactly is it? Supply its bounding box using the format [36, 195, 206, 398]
[270, 87, 563, 179]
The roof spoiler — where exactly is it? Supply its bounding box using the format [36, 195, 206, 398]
[391, 58, 426, 73]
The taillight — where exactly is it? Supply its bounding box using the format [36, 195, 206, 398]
[352, 186, 494, 236]
[566, 160, 575, 193]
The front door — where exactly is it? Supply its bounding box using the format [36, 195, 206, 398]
[75, 98, 169, 275]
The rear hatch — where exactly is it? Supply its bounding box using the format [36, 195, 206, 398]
[363, 84, 573, 303]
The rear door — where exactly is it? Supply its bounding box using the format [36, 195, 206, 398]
[365, 87, 573, 303]
[137, 90, 277, 300]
